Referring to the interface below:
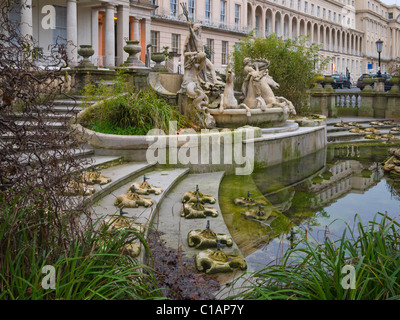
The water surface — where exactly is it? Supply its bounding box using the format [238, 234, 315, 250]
[219, 144, 400, 271]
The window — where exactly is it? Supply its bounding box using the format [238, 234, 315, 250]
[328, 10, 331, 21]
[171, 33, 180, 54]
[151, 31, 159, 54]
[53, 6, 67, 45]
[333, 12, 336, 23]
[206, 38, 214, 63]
[188, 0, 195, 20]
[220, 0, 226, 26]
[388, 12, 393, 19]
[221, 40, 228, 65]
[323, 8, 326, 19]
[317, 6, 320, 17]
[304, 1, 308, 13]
[297, 0, 301, 11]
[311, 4, 314, 15]
[338, 14, 341, 24]
[170, 0, 177, 17]
[205, 0, 211, 24]
[234, 4, 241, 29]
[290, 0, 293, 8]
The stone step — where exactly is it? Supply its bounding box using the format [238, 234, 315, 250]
[7, 147, 94, 165]
[12, 120, 69, 130]
[88, 161, 155, 204]
[91, 167, 190, 240]
[5, 112, 77, 122]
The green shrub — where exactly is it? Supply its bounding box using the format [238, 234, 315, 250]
[232, 34, 330, 114]
[79, 90, 191, 135]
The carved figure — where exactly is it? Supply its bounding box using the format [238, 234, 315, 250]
[182, 185, 216, 204]
[114, 192, 154, 208]
[239, 57, 296, 115]
[64, 180, 95, 196]
[195, 248, 247, 274]
[181, 202, 218, 219]
[242, 204, 271, 221]
[183, 23, 221, 85]
[81, 171, 111, 185]
[99, 216, 143, 258]
[188, 221, 233, 249]
[129, 175, 163, 195]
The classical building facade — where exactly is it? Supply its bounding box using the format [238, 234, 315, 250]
[11, 0, 155, 68]
[152, 0, 400, 80]
[9, 0, 400, 81]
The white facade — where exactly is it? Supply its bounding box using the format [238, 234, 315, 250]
[11, 0, 400, 81]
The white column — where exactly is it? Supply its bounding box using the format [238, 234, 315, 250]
[67, 0, 78, 65]
[133, 18, 140, 42]
[117, 5, 130, 66]
[20, 0, 33, 38]
[91, 9, 99, 66]
[104, 4, 115, 69]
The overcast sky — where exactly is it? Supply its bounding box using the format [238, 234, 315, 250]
[380, 0, 400, 5]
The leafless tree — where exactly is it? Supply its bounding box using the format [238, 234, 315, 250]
[0, 0, 92, 255]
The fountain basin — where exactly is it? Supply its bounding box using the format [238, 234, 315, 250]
[208, 108, 288, 128]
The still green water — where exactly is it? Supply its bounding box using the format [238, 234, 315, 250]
[219, 144, 400, 271]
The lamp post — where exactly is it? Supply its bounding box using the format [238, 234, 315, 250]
[376, 39, 383, 77]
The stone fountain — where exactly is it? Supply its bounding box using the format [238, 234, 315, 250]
[178, 20, 296, 130]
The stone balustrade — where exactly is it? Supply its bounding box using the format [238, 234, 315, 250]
[310, 80, 400, 118]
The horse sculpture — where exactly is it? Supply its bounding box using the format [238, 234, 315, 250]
[240, 58, 296, 116]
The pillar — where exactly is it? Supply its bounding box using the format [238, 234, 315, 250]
[20, 0, 33, 38]
[133, 18, 140, 42]
[67, 0, 78, 65]
[91, 9, 99, 66]
[117, 5, 130, 66]
[104, 4, 115, 69]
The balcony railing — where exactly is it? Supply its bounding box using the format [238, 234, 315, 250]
[152, 8, 250, 34]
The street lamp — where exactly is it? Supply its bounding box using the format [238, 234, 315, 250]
[376, 39, 383, 77]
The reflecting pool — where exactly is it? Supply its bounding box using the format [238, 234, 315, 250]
[219, 144, 400, 271]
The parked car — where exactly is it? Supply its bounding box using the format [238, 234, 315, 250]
[356, 73, 393, 91]
[332, 74, 352, 89]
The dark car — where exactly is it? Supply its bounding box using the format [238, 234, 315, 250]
[332, 74, 352, 89]
[357, 73, 376, 90]
[357, 73, 392, 91]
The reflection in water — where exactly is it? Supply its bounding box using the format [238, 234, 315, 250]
[220, 144, 400, 271]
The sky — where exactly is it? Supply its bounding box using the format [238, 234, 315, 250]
[380, 0, 400, 5]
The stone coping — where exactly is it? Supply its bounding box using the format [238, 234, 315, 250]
[71, 123, 262, 150]
[208, 107, 285, 115]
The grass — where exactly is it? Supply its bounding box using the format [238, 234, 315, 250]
[226, 212, 400, 300]
[0, 200, 165, 300]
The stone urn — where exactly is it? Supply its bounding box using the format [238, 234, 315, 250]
[77, 45, 95, 68]
[363, 76, 374, 91]
[324, 76, 335, 92]
[312, 75, 325, 90]
[123, 40, 146, 68]
[389, 76, 400, 92]
[151, 52, 167, 72]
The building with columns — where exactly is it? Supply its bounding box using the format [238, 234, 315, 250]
[9, 0, 400, 82]
[151, 0, 400, 81]
[12, 0, 155, 68]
